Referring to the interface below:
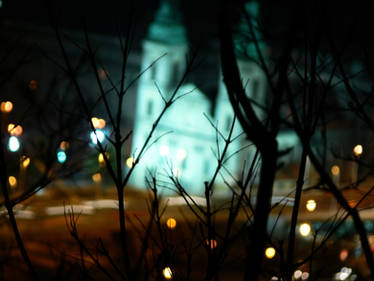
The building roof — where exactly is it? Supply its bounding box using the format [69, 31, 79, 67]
[146, 0, 187, 45]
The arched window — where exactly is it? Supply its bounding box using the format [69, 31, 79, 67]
[146, 99, 153, 116]
[252, 78, 260, 100]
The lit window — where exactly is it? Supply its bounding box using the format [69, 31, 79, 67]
[251, 79, 259, 99]
[204, 159, 210, 175]
[146, 100, 153, 116]
[169, 63, 180, 88]
[150, 66, 156, 80]
[225, 115, 232, 131]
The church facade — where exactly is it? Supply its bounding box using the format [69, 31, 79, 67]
[129, 0, 268, 195]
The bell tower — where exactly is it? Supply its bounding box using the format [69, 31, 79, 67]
[131, 0, 188, 187]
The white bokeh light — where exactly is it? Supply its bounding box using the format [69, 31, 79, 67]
[90, 130, 105, 144]
[160, 145, 169, 156]
[8, 136, 20, 152]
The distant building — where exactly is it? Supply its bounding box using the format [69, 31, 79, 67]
[130, 0, 267, 195]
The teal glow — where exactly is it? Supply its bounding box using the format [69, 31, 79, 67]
[57, 150, 67, 163]
[90, 130, 105, 144]
[8, 136, 20, 152]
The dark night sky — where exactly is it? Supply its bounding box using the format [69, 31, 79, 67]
[1, 0, 373, 50]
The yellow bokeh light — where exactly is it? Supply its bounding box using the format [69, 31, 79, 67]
[91, 117, 106, 129]
[8, 176, 17, 188]
[265, 247, 276, 259]
[98, 152, 109, 164]
[299, 223, 311, 237]
[8, 124, 23, 136]
[21, 156, 30, 168]
[162, 267, 173, 279]
[59, 141, 69, 151]
[353, 144, 363, 157]
[1, 101, 13, 113]
[331, 165, 340, 176]
[126, 157, 135, 168]
[306, 199, 316, 212]
[166, 218, 177, 229]
[92, 173, 102, 183]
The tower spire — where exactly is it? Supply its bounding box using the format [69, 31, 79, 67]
[234, 0, 264, 60]
[147, 0, 187, 45]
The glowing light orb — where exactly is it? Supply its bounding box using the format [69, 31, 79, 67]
[8, 136, 20, 152]
[160, 145, 169, 156]
[8, 124, 23, 136]
[306, 200, 316, 212]
[331, 165, 340, 176]
[92, 173, 102, 183]
[353, 144, 363, 157]
[1, 101, 13, 113]
[98, 152, 109, 164]
[126, 157, 134, 168]
[90, 130, 105, 144]
[265, 247, 276, 259]
[162, 267, 173, 279]
[299, 223, 311, 237]
[166, 218, 176, 229]
[8, 176, 17, 188]
[57, 150, 67, 163]
[59, 141, 69, 150]
[294, 270, 302, 279]
[340, 249, 349, 261]
[21, 156, 30, 168]
[91, 117, 106, 129]
[301, 272, 309, 280]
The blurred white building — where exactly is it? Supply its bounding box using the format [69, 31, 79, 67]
[130, 0, 267, 195]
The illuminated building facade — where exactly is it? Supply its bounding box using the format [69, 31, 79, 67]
[130, 0, 267, 194]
